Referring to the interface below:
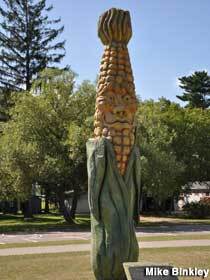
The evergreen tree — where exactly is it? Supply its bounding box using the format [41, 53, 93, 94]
[177, 71, 210, 109]
[0, 0, 65, 91]
[0, 88, 11, 122]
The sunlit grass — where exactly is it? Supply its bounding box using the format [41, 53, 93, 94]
[0, 213, 210, 233]
[0, 247, 209, 280]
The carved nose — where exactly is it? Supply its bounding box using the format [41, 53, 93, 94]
[114, 107, 126, 118]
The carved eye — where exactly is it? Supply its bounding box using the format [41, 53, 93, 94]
[124, 95, 130, 102]
[98, 98, 105, 104]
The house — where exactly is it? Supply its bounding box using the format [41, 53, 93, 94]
[67, 182, 210, 214]
[175, 182, 210, 211]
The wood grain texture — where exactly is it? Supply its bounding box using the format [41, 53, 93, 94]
[87, 138, 140, 280]
[87, 8, 140, 280]
[95, 8, 137, 176]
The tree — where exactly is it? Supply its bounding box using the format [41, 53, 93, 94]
[155, 99, 210, 183]
[0, 0, 65, 91]
[140, 144, 184, 211]
[62, 80, 95, 219]
[136, 100, 185, 211]
[177, 71, 210, 109]
[170, 108, 210, 183]
[137, 98, 210, 198]
[0, 88, 14, 122]
[0, 68, 96, 221]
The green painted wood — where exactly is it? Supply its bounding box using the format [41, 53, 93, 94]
[86, 138, 141, 280]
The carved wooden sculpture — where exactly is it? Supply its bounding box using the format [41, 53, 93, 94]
[87, 8, 140, 280]
[94, 8, 137, 176]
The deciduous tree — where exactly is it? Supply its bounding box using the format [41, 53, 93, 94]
[0, 68, 96, 221]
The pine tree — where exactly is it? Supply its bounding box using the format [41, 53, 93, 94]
[0, 88, 11, 121]
[0, 0, 65, 91]
[177, 71, 210, 109]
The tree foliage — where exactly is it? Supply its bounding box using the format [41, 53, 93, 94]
[136, 99, 185, 206]
[0, 0, 65, 91]
[0, 68, 96, 220]
[177, 71, 210, 109]
[138, 98, 210, 198]
[1, 68, 210, 216]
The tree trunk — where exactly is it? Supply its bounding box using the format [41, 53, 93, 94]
[70, 190, 78, 220]
[45, 189, 50, 213]
[138, 183, 144, 222]
[142, 194, 147, 212]
[170, 197, 175, 212]
[58, 191, 74, 224]
[154, 197, 160, 213]
[22, 199, 33, 219]
[161, 200, 166, 212]
[25, 0, 31, 91]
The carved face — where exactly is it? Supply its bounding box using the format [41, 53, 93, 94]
[95, 8, 137, 175]
[95, 90, 137, 134]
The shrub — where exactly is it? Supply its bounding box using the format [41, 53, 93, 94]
[183, 200, 210, 218]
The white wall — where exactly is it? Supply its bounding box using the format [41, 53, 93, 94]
[176, 192, 208, 210]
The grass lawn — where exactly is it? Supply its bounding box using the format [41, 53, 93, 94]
[0, 247, 209, 280]
[139, 215, 210, 226]
[138, 233, 210, 242]
[0, 213, 90, 233]
[0, 239, 90, 249]
[0, 213, 210, 233]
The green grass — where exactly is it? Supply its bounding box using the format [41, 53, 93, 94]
[0, 239, 90, 249]
[0, 213, 210, 233]
[0, 213, 90, 233]
[0, 239, 90, 250]
[0, 247, 209, 280]
[138, 233, 210, 242]
[139, 215, 210, 226]
[140, 247, 210, 280]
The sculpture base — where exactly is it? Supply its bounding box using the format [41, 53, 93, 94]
[123, 262, 179, 280]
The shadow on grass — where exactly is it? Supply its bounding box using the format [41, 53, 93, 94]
[1, 212, 210, 234]
[0, 214, 23, 221]
[0, 213, 91, 233]
[137, 221, 210, 234]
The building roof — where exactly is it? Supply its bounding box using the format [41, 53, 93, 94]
[182, 182, 210, 192]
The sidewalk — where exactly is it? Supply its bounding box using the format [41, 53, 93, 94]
[1, 225, 210, 244]
[0, 239, 210, 256]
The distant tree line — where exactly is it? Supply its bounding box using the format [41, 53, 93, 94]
[0, 0, 210, 221]
[0, 67, 210, 219]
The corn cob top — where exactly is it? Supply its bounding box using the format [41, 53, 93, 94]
[94, 8, 137, 175]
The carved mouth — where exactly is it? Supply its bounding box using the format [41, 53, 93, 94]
[108, 121, 130, 124]
[106, 122, 131, 128]
[102, 115, 132, 128]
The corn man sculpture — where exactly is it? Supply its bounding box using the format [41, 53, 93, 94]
[86, 8, 140, 280]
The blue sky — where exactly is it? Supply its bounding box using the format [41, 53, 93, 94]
[2, 0, 210, 102]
